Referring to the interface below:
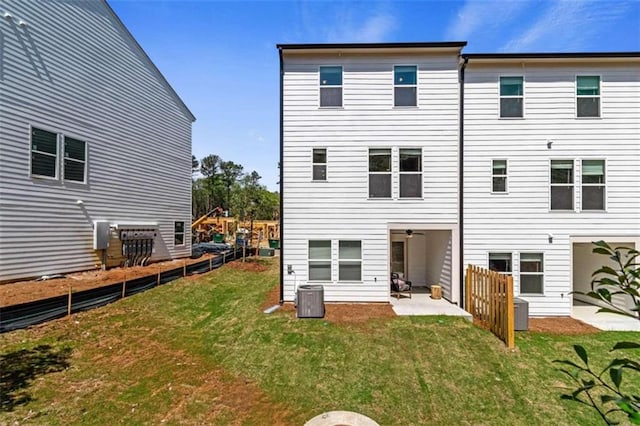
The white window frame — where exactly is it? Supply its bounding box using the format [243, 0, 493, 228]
[368, 148, 392, 199]
[491, 159, 508, 194]
[518, 252, 544, 295]
[308, 240, 332, 282]
[575, 75, 601, 119]
[311, 148, 327, 182]
[549, 159, 575, 212]
[174, 221, 186, 247]
[488, 252, 513, 275]
[62, 134, 88, 184]
[393, 65, 418, 108]
[398, 148, 422, 199]
[581, 158, 606, 211]
[338, 240, 362, 282]
[498, 75, 524, 119]
[319, 65, 343, 108]
[30, 125, 60, 180]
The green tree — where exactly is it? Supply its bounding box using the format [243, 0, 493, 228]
[200, 155, 222, 211]
[219, 160, 244, 211]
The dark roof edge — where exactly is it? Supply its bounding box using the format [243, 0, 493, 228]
[277, 41, 467, 50]
[464, 52, 640, 60]
[103, 0, 196, 122]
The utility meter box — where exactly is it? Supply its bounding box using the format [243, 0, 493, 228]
[297, 285, 325, 318]
[93, 221, 110, 250]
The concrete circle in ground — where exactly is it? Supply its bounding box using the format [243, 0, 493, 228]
[304, 411, 380, 426]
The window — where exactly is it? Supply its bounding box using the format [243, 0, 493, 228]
[369, 149, 391, 198]
[520, 253, 544, 294]
[576, 76, 600, 117]
[492, 160, 507, 193]
[31, 127, 58, 178]
[500, 76, 524, 118]
[309, 240, 331, 281]
[312, 148, 326, 181]
[319, 66, 342, 107]
[489, 253, 512, 274]
[582, 160, 605, 210]
[174, 221, 185, 246]
[394, 65, 417, 107]
[399, 148, 422, 198]
[338, 240, 361, 281]
[63, 136, 86, 182]
[391, 241, 405, 275]
[550, 160, 574, 210]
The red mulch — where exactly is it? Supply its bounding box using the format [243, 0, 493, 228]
[528, 317, 601, 334]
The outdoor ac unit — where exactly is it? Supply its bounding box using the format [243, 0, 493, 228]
[514, 298, 529, 331]
[297, 285, 325, 318]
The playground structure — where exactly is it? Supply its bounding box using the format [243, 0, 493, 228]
[191, 209, 279, 249]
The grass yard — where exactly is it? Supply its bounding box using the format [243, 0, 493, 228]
[1, 257, 638, 425]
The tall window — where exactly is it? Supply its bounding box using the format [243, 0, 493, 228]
[550, 160, 574, 210]
[174, 221, 185, 246]
[319, 66, 342, 107]
[312, 148, 327, 181]
[489, 253, 512, 274]
[309, 240, 331, 281]
[576, 76, 600, 118]
[499, 76, 524, 118]
[394, 65, 417, 107]
[338, 240, 361, 281]
[582, 160, 605, 210]
[391, 241, 405, 275]
[369, 149, 391, 198]
[520, 253, 544, 294]
[31, 127, 58, 178]
[63, 136, 86, 182]
[492, 160, 507, 193]
[399, 148, 422, 198]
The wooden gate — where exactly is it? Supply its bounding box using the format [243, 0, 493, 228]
[465, 264, 515, 348]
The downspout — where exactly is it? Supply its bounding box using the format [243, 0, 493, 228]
[459, 56, 468, 309]
[278, 47, 285, 304]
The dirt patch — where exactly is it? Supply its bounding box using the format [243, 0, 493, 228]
[0, 254, 221, 308]
[226, 259, 268, 273]
[529, 317, 601, 334]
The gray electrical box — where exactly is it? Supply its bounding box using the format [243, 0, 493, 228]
[93, 221, 110, 250]
[297, 285, 325, 318]
[514, 298, 529, 331]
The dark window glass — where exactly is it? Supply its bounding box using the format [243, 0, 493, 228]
[400, 174, 421, 198]
[313, 149, 326, 164]
[369, 174, 391, 198]
[582, 187, 604, 210]
[577, 76, 599, 96]
[394, 87, 417, 107]
[500, 77, 523, 118]
[400, 149, 421, 172]
[520, 253, 543, 294]
[500, 77, 523, 96]
[369, 149, 391, 172]
[64, 160, 84, 182]
[394, 66, 417, 107]
[551, 160, 574, 184]
[31, 153, 57, 177]
[394, 66, 417, 85]
[492, 177, 507, 192]
[500, 98, 523, 118]
[551, 186, 574, 210]
[320, 66, 342, 107]
[31, 128, 57, 154]
[309, 240, 331, 281]
[577, 97, 600, 117]
[489, 253, 512, 273]
[313, 165, 326, 181]
[520, 275, 543, 294]
[64, 137, 85, 161]
[338, 241, 361, 281]
[312, 149, 326, 181]
[320, 87, 342, 107]
[320, 66, 342, 86]
[492, 160, 507, 192]
[31, 128, 57, 178]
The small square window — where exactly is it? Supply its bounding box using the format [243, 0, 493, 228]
[320, 66, 342, 107]
[489, 253, 512, 274]
[394, 66, 417, 107]
[500, 76, 523, 118]
[577, 76, 600, 118]
[312, 148, 327, 181]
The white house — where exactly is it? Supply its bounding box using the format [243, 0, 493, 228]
[463, 52, 640, 316]
[279, 43, 640, 316]
[0, 0, 195, 282]
[278, 43, 466, 304]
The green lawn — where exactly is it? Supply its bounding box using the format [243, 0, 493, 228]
[1, 258, 637, 425]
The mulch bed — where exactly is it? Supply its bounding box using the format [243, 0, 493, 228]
[528, 317, 601, 334]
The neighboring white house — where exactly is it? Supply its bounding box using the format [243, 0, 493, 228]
[278, 43, 466, 303]
[463, 53, 640, 316]
[0, 0, 195, 282]
[279, 43, 640, 316]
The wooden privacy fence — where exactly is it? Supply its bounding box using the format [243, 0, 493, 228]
[465, 264, 515, 348]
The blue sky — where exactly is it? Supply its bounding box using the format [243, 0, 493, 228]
[109, 0, 640, 190]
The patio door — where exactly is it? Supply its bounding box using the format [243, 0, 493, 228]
[391, 241, 405, 277]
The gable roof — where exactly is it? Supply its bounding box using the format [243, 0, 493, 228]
[103, 0, 196, 123]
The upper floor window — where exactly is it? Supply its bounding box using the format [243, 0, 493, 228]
[394, 65, 417, 107]
[174, 221, 185, 246]
[63, 136, 87, 183]
[369, 149, 391, 198]
[576, 76, 600, 118]
[319, 66, 342, 107]
[499, 76, 524, 118]
[312, 148, 327, 181]
[492, 160, 507, 193]
[582, 160, 605, 210]
[31, 127, 58, 179]
[520, 253, 544, 294]
[309, 240, 331, 281]
[489, 252, 512, 274]
[550, 160, 574, 211]
[338, 240, 362, 281]
[399, 148, 422, 198]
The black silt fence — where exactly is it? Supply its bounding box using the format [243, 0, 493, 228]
[0, 249, 251, 333]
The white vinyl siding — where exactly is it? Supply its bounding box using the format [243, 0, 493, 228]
[0, 0, 193, 282]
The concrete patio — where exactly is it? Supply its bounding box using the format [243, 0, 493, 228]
[390, 288, 472, 319]
[572, 300, 640, 331]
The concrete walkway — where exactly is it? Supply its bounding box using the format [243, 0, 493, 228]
[390, 289, 472, 319]
[572, 303, 640, 331]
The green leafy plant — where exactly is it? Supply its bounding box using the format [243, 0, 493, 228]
[556, 241, 640, 424]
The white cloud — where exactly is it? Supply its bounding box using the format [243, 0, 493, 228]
[445, 0, 532, 41]
[326, 13, 397, 43]
[501, 1, 633, 52]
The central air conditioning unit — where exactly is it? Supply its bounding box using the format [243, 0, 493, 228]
[296, 285, 325, 318]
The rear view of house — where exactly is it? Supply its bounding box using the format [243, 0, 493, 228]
[0, 0, 195, 282]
